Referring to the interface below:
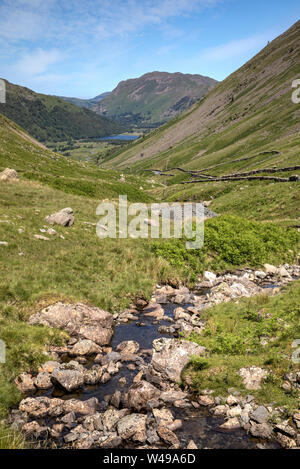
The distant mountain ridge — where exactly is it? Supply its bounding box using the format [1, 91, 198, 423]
[0, 81, 120, 143]
[93, 71, 218, 128]
[58, 92, 111, 109]
[102, 21, 300, 171]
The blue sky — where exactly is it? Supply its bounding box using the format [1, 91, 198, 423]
[0, 0, 299, 98]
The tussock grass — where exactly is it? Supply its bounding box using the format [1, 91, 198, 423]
[0, 424, 25, 449]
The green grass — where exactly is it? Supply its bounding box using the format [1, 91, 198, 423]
[184, 280, 300, 413]
[0, 178, 184, 417]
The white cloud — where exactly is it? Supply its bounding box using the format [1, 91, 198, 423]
[200, 32, 271, 62]
[14, 49, 64, 76]
[0, 0, 222, 43]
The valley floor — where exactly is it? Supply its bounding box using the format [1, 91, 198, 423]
[0, 174, 299, 449]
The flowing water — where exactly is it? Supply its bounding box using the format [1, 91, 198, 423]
[33, 300, 279, 449]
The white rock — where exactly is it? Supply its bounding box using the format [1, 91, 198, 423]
[255, 271, 266, 279]
[204, 271, 217, 283]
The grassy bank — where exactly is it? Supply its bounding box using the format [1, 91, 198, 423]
[184, 280, 300, 413]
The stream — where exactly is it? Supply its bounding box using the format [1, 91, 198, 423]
[31, 302, 276, 449]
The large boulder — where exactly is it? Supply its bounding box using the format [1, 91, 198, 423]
[0, 168, 19, 181]
[116, 340, 139, 355]
[128, 380, 161, 411]
[51, 367, 84, 392]
[29, 302, 114, 345]
[70, 339, 101, 356]
[151, 338, 207, 382]
[117, 414, 147, 441]
[19, 397, 64, 418]
[45, 207, 75, 227]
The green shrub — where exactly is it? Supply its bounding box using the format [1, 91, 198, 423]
[152, 215, 300, 273]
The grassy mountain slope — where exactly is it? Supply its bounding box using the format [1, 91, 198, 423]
[93, 71, 217, 127]
[0, 113, 149, 201]
[0, 80, 121, 143]
[101, 21, 300, 224]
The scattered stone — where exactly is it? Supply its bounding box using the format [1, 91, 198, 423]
[276, 433, 296, 449]
[203, 271, 217, 283]
[38, 361, 60, 373]
[167, 420, 183, 432]
[84, 366, 102, 385]
[153, 408, 173, 425]
[70, 339, 101, 356]
[187, 440, 198, 449]
[45, 207, 75, 227]
[143, 303, 164, 319]
[198, 395, 214, 407]
[255, 270, 266, 279]
[102, 408, 129, 431]
[63, 398, 98, 416]
[159, 390, 188, 404]
[264, 264, 277, 275]
[0, 241, 8, 246]
[23, 421, 48, 439]
[0, 168, 19, 181]
[239, 366, 268, 390]
[250, 406, 269, 424]
[227, 405, 242, 418]
[116, 340, 139, 355]
[274, 423, 296, 438]
[226, 395, 239, 406]
[249, 422, 273, 440]
[128, 380, 161, 411]
[119, 377, 127, 387]
[34, 372, 52, 390]
[213, 405, 229, 416]
[100, 435, 122, 448]
[219, 418, 241, 431]
[117, 414, 147, 441]
[34, 234, 50, 241]
[157, 426, 180, 447]
[15, 373, 36, 393]
[51, 367, 84, 392]
[19, 397, 64, 418]
[277, 266, 290, 278]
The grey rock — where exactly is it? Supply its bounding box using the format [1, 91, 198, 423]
[15, 373, 36, 393]
[70, 339, 101, 356]
[250, 406, 269, 424]
[117, 413, 147, 440]
[45, 207, 75, 227]
[29, 302, 113, 346]
[51, 367, 84, 392]
[116, 340, 139, 355]
[128, 380, 161, 411]
[249, 422, 273, 439]
[151, 338, 207, 382]
[34, 372, 52, 390]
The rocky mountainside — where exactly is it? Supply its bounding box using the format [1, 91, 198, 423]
[92, 71, 217, 127]
[103, 21, 300, 171]
[0, 80, 121, 143]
